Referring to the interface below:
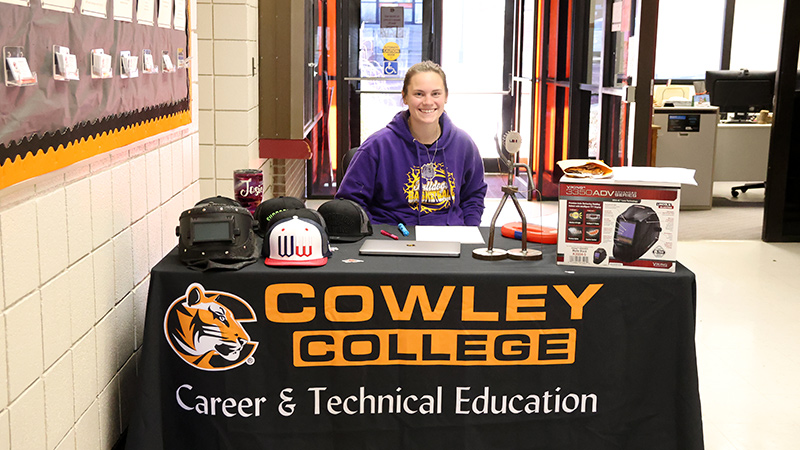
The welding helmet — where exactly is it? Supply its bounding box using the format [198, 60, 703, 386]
[176, 197, 260, 270]
[612, 205, 662, 263]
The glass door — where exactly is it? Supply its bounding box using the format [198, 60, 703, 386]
[355, 1, 426, 140]
[335, 0, 516, 188]
[440, 0, 512, 167]
[335, 0, 429, 188]
[582, 0, 657, 168]
[515, 0, 657, 199]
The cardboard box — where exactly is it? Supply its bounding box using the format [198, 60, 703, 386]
[556, 177, 680, 272]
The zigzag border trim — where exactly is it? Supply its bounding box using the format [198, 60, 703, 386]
[1, 100, 191, 190]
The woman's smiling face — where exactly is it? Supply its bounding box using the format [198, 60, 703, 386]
[403, 71, 448, 132]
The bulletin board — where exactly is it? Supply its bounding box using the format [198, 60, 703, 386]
[0, 0, 190, 190]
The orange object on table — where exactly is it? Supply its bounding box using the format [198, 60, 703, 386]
[501, 222, 558, 245]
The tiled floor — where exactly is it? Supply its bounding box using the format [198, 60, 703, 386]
[310, 184, 800, 449]
[681, 240, 800, 449]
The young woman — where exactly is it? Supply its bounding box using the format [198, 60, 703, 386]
[336, 61, 487, 226]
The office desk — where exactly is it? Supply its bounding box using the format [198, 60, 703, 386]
[652, 107, 718, 209]
[714, 123, 771, 182]
[125, 228, 703, 450]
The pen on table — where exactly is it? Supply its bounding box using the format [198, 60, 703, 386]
[381, 229, 399, 240]
[397, 223, 409, 236]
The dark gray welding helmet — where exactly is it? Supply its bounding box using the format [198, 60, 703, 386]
[176, 199, 260, 270]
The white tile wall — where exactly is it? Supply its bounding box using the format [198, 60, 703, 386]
[68, 256, 95, 344]
[159, 144, 174, 205]
[198, 40, 214, 76]
[0, 246, 4, 308]
[172, 140, 184, 196]
[199, 110, 215, 145]
[130, 220, 150, 286]
[199, 74, 213, 111]
[117, 359, 137, 436]
[71, 330, 97, 418]
[1, 202, 40, 305]
[129, 156, 148, 222]
[113, 229, 134, 303]
[90, 170, 114, 250]
[132, 281, 148, 350]
[215, 145, 251, 178]
[8, 380, 45, 450]
[36, 189, 69, 284]
[198, 0, 264, 197]
[5, 292, 43, 401]
[111, 164, 132, 236]
[0, 316, 6, 410]
[199, 144, 216, 178]
[94, 313, 116, 397]
[216, 178, 234, 197]
[1, 119, 198, 450]
[183, 137, 196, 189]
[97, 380, 119, 450]
[214, 76, 257, 111]
[146, 210, 164, 270]
[73, 402, 99, 450]
[213, 41, 254, 76]
[65, 179, 92, 265]
[3, 4, 262, 442]
[92, 242, 115, 321]
[43, 353, 74, 450]
[197, 3, 213, 39]
[40, 274, 71, 369]
[145, 150, 161, 212]
[200, 179, 217, 198]
[54, 431, 74, 450]
[0, 409, 8, 450]
[115, 295, 135, 370]
[215, 109, 258, 145]
[213, 4, 251, 40]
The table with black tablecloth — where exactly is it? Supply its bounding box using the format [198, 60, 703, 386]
[125, 227, 703, 450]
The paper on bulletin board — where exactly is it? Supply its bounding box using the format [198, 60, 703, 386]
[42, 0, 74, 13]
[157, 0, 172, 28]
[80, 0, 107, 18]
[136, 0, 154, 25]
[113, 0, 132, 22]
[173, 0, 186, 31]
[0, 0, 29, 6]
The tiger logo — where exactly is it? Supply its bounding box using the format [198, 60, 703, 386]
[164, 283, 258, 371]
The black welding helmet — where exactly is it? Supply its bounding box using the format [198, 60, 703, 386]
[176, 199, 260, 270]
[612, 205, 662, 263]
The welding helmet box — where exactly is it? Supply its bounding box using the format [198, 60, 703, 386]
[556, 175, 681, 272]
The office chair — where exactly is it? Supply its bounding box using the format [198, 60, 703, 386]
[731, 181, 764, 197]
[340, 147, 359, 179]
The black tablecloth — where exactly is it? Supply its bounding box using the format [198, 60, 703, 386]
[125, 227, 703, 450]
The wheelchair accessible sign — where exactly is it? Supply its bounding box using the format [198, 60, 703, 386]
[383, 42, 400, 75]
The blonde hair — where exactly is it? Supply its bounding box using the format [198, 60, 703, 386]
[402, 61, 449, 98]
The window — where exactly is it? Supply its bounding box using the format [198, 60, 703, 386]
[654, 0, 726, 79]
[729, 0, 783, 71]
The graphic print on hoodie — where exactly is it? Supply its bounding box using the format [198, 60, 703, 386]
[403, 161, 456, 214]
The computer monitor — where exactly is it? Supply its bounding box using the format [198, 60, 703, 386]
[705, 69, 775, 120]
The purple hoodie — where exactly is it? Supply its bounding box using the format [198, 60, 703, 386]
[336, 110, 487, 226]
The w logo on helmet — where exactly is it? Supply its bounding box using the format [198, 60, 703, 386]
[164, 283, 258, 371]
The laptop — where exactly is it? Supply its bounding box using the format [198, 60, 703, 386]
[358, 239, 462, 257]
